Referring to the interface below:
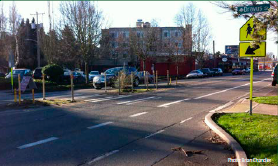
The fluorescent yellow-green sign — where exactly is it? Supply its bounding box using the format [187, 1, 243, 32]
[239, 16, 266, 41]
[239, 42, 266, 57]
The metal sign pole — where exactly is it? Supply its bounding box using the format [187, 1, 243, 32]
[42, 74, 46, 100]
[11, 68, 13, 92]
[250, 57, 253, 115]
[104, 73, 107, 93]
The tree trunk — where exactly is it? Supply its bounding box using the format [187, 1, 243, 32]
[143, 60, 146, 71]
[85, 62, 88, 84]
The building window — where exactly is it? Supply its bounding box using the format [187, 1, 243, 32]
[111, 33, 115, 38]
[123, 32, 129, 38]
[175, 31, 179, 37]
[137, 32, 141, 38]
[164, 32, 168, 38]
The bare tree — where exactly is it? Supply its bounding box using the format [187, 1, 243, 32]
[194, 10, 212, 68]
[9, 2, 21, 67]
[0, 2, 7, 33]
[212, 1, 278, 44]
[60, 1, 105, 83]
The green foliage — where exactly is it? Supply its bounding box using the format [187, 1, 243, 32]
[42, 64, 64, 82]
[253, 96, 278, 105]
[214, 113, 278, 166]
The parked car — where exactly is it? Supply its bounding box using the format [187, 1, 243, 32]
[60, 69, 71, 82]
[89, 71, 100, 81]
[245, 67, 251, 73]
[200, 68, 214, 77]
[32, 67, 43, 79]
[72, 71, 86, 84]
[5, 69, 32, 79]
[186, 70, 204, 78]
[93, 66, 140, 89]
[272, 65, 277, 86]
[138, 71, 154, 83]
[211, 68, 223, 76]
[232, 68, 246, 75]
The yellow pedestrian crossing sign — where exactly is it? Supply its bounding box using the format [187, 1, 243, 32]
[239, 16, 266, 41]
[239, 42, 266, 57]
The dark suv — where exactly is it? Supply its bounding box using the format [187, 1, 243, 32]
[33, 67, 43, 79]
[93, 67, 140, 89]
[200, 68, 214, 77]
[272, 65, 277, 86]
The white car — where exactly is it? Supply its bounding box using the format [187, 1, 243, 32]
[186, 70, 204, 78]
[89, 71, 100, 81]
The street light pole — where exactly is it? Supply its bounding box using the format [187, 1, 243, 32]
[31, 12, 44, 68]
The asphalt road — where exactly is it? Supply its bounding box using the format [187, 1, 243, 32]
[0, 71, 273, 166]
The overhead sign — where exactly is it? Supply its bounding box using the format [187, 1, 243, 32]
[237, 4, 270, 14]
[240, 16, 266, 41]
[239, 42, 266, 57]
[225, 45, 238, 55]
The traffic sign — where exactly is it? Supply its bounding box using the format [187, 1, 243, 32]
[240, 16, 266, 41]
[239, 42, 266, 57]
[237, 4, 270, 14]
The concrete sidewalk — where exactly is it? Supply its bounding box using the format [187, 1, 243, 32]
[221, 89, 277, 116]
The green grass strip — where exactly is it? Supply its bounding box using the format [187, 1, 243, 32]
[253, 96, 278, 105]
[214, 113, 277, 166]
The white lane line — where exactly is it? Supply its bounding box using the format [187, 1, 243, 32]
[88, 150, 119, 165]
[126, 97, 162, 105]
[117, 96, 158, 105]
[180, 117, 193, 124]
[17, 137, 58, 149]
[85, 95, 131, 102]
[209, 101, 234, 113]
[145, 130, 165, 139]
[87, 122, 113, 129]
[129, 112, 148, 118]
[157, 98, 190, 108]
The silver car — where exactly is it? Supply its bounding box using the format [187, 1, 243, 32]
[186, 70, 204, 78]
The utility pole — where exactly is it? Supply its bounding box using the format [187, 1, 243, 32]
[30, 12, 44, 68]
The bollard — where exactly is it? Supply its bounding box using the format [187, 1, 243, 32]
[131, 72, 134, 93]
[156, 71, 158, 90]
[153, 70, 155, 87]
[167, 70, 169, 86]
[144, 71, 146, 88]
[104, 72, 107, 93]
[170, 77, 172, 85]
[32, 89, 35, 104]
[18, 74, 21, 104]
[42, 73, 46, 100]
[71, 74, 74, 102]
[14, 88, 17, 102]
[146, 72, 149, 91]
[176, 77, 177, 86]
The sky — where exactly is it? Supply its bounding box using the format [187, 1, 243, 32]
[2, 1, 277, 57]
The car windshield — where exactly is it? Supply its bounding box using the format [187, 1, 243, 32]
[105, 68, 122, 75]
[90, 71, 99, 75]
[13, 70, 25, 75]
[212, 69, 218, 71]
[202, 69, 209, 72]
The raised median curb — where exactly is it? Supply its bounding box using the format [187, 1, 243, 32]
[205, 112, 248, 166]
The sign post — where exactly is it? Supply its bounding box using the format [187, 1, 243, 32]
[42, 74, 46, 100]
[18, 74, 21, 104]
[239, 14, 267, 115]
[70, 73, 74, 102]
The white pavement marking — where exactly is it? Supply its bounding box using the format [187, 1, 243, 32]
[117, 96, 159, 105]
[157, 98, 190, 108]
[145, 130, 165, 139]
[88, 150, 119, 165]
[157, 78, 269, 108]
[129, 112, 148, 117]
[87, 122, 113, 129]
[209, 101, 234, 113]
[17, 137, 58, 149]
[180, 117, 193, 124]
[85, 95, 131, 103]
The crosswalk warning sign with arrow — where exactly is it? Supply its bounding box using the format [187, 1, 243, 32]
[239, 16, 266, 41]
[239, 42, 266, 57]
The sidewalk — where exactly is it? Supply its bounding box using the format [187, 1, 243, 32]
[220, 88, 277, 116]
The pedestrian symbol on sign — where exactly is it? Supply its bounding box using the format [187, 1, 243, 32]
[246, 24, 253, 38]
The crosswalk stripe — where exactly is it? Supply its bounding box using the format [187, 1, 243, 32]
[117, 96, 158, 105]
[85, 95, 131, 103]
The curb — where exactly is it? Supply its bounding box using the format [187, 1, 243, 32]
[205, 112, 248, 166]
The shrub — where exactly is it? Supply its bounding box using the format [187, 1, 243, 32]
[113, 71, 132, 89]
[42, 64, 64, 82]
